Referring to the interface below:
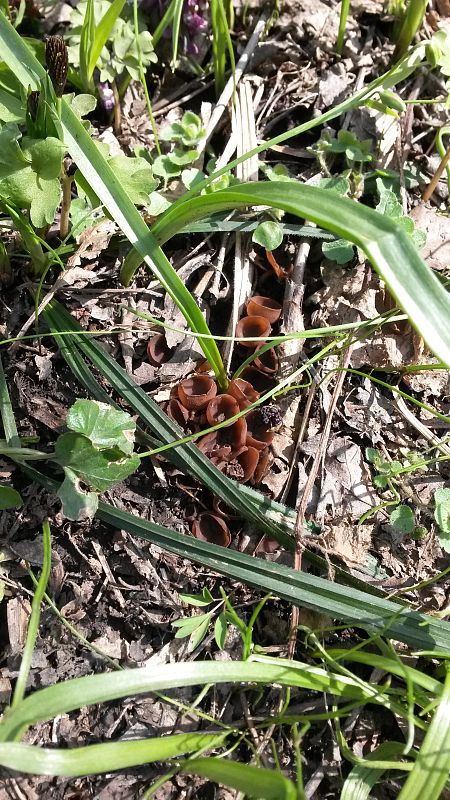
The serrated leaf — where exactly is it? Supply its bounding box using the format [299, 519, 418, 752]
[389, 505, 415, 535]
[107, 155, 157, 205]
[0, 485, 22, 510]
[373, 474, 389, 489]
[322, 237, 355, 264]
[214, 612, 227, 649]
[66, 399, 136, 455]
[365, 447, 380, 464]
[0, 126, 65, 227]
[252, 221, 283, 251]
[152, 155, 182, 180]
[55, 432, 139, 492]
[57, 467, 98, 521]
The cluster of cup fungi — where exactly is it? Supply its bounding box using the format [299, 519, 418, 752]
[147, 295, 283, 546]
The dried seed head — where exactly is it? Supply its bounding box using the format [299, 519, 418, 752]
[27, 90, 40, 122]
[45, 35, 68, 97]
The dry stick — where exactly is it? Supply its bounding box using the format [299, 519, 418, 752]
[287, 345, 354, 660]
[197, 12, 268, 156]
[422, 142, 450, 202]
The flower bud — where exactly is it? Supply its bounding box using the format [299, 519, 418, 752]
[45, 35, 68, 98]
[378, 90, 406, 113]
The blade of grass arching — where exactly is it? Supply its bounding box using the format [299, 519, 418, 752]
[10, 521, 51, 710]
[0, 733, 227, 776]
[340, 742, 409, 800]
[397, 668, 450, 800]
[0, 13, 227, 390]
[151, 181, 450, 369]
[0, 354, 20, 447]
[179, 759, 296, 800]
[88, 0, 126, 77]
[0, 606, 430, 744]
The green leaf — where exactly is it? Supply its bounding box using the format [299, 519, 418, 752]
[341, 742, 407, 800]
[172, 612, 212, 637]
[106, 155, 157, 205]
[322, 237, 355, 264]
[398, 668, 450, 800]
[66, 399, 136, 456]
[434, 488, 450, 552]
[179, 587, 214, 607]
[214, 612, 227, 649]
[252, 220, 283, 251]
[57, 467, 99, 521]
[54, 432, 140, 492]
[189, 614, 211, 649]
[389, 505, 415, 535]
[0, 485, 22, 510]
[0, 127, 65, 227]
[88, 0, 126, 76]
[66, 92, 97, 118]
[180, 758, 297, 800]
[0, 733, 227, 777]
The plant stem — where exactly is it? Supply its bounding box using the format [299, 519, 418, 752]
[422, 142, 450, 202]
[336, 0, 350, 55]
[11, 520, 52, 710]
[59, 165, 72, 240]
[112, 80, 121, 135]
[393, 0, 428, 61]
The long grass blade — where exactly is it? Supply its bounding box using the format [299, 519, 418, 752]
[0, 733, 226, 776]
[88, 0, 126, 77]
[397, 667, 450, 799]
[0, 640, 429, 743]
[152, 181, 450, 368]
[179, 758, 297, 800]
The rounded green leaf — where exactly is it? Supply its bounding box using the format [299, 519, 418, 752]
[0, 485, 22, 510]
[252, 221, 283, 251]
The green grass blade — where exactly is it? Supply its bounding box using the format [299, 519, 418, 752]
[79, 0, 95, 92]
[0, 354, 20, 447]
[398, 668, 450, 800]
[179, 758, 297, 800]
[170, 0, 184, 70]
[11, 521, 51, 710]
[0, 12, 227, 389]
[341, 742, 408, 800]
[152, 181, 450, 368]
[0, 733, 226, 776]
[0, 645, 427, 743]
[88, 0, 126, 77]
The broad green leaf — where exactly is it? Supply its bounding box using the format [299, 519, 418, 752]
[66, 92, 97, 118]
[57, 467, 99, 521]
[180, 757, 297, 800]
[54, 432, 140, 492]
[389, 505, 415, 535]
[66, 399, 136, 455]
[252, 221, 283, 251]
[0, 485, 22, 510]
[322, 238, 355, 264]
[107, 155, 157, 205]
[0, 127, 64, 227]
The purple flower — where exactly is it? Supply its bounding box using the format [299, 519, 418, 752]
[98, 82, 115, 113]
